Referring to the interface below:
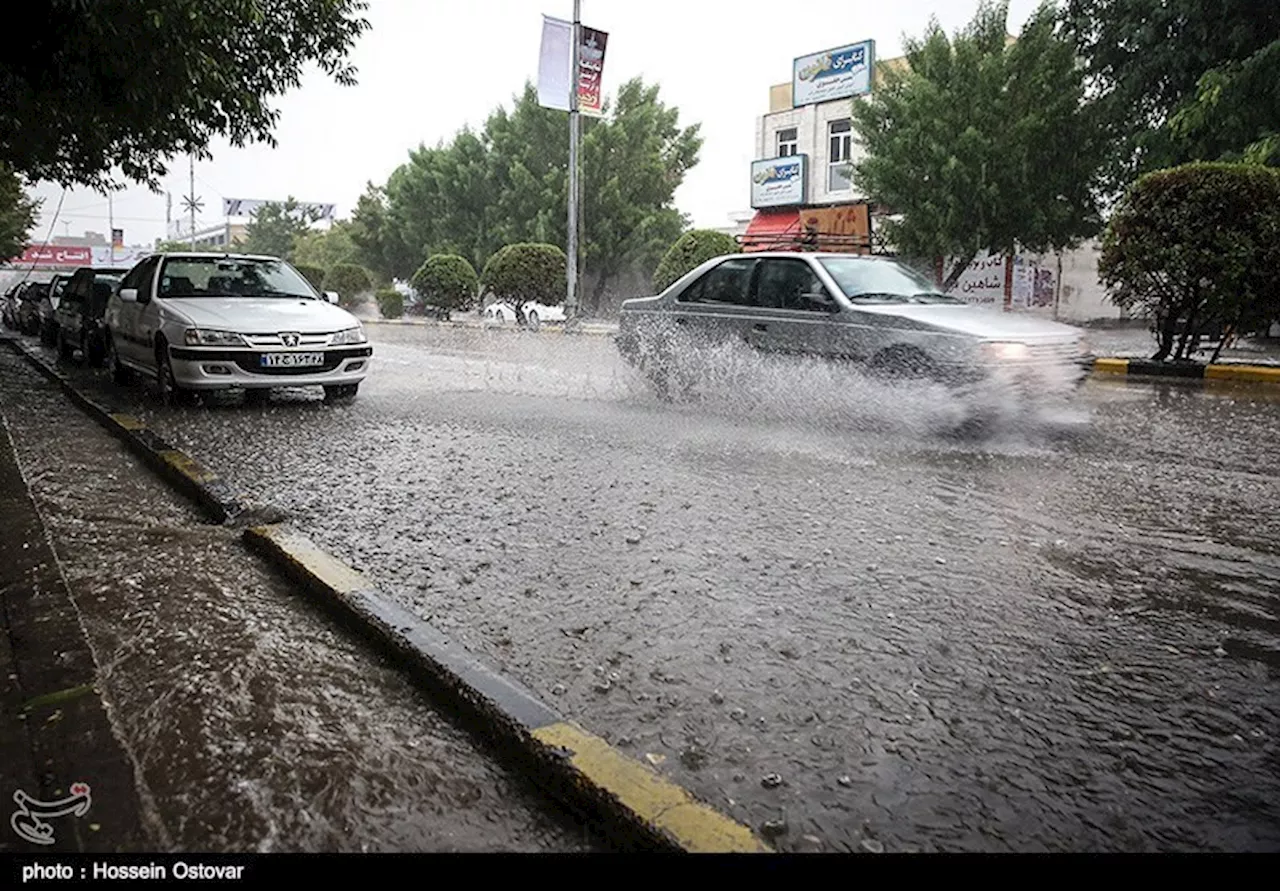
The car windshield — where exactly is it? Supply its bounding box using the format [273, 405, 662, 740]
[157, 257, 318, 299]
[817, 257, 966, 305]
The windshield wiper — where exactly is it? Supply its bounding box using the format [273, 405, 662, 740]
[849, 292, 912, 303]
[909, 292, 964, 304]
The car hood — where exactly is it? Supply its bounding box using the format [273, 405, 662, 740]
[159, 297, 359, 333]
[854, 303, 1082, 340]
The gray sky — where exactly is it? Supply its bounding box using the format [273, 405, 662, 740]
[29, 0, 1040, 248]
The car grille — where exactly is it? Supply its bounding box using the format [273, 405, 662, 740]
[1026, 340, 1083, 364]
[242, 332, 333, 348]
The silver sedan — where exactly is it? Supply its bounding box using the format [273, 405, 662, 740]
[615, 252, 1092, 402]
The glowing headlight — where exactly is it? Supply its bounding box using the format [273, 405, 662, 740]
[980, 341, 1030, 361]
[184, 328, 247, 346]
[329, 326, 367, 346]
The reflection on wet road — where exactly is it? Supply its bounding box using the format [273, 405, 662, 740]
[0, 349, 596, 852]
[17, 325, 1280, 852]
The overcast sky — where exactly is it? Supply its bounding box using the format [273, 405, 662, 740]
[29, 0, 1040, 248]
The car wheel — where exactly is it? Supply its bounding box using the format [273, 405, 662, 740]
[527, 310, 541, 330]
[323, 383, 359, 402]
[57, 328, 72, 361]
[106, 333, 133, 384]
[40, 322, 55, 347]
[85, 332, 105, 368]
[243, 388, 270, 406]
[155, 341, 187, 405]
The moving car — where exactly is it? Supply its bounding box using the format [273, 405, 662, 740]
[615, 252, 1091, 402]
[16, 282, 49, 336]
[37, 274, 70, 345]
[104, 252, 371, 404]
[483, 300, 565, 329]
[53, 266, 131, 365]
[1, 283, 21, 329]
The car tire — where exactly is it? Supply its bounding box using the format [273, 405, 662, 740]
[84, 331, 105, 368]
[242, 388, 270, 406]
[323, 383, 359, 402]
[40, 322, 55, 347]
[527, 310, 541, 330]
[106, 333, 133, 384]
[155, 340, 194, 406]
[56, 329, 72, 361]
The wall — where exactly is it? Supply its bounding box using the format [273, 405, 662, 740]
[758, 99, 868, 207]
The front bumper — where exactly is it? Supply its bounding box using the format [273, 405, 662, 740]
[168, 345, 372, 390]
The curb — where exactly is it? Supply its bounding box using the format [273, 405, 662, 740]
[2, 338, 272, 525]
[242, 523, 771, 853]
[1091, 356, 1280, 385]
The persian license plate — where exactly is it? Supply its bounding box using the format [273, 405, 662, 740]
[261, 352, 324, 368]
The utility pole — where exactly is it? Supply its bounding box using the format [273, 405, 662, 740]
[108, 194, 114, 262]
[565, 0, 581, 332]
[189, 157, 196, 249]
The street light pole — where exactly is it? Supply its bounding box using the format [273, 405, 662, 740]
[565, 0, 581, 332]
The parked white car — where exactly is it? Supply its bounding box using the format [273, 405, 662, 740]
[103, 252, 371, 404]
[482, 300, 565, 329]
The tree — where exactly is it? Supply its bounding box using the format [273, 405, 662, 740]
[293, 220, 362, 271]
[411, 254, 478, 318]
[0, 165, 39, 260]
[324, 263, 373, 308]
[375, 288, 404, 319]
[241, 198, 324, 259]
[293, 264, 326, 291]
[1098, 162, 1280, 362]
[356, 78, 701, 311]
[852, 1, 1103, 290]
[0, 1, 369, 190]
[1062, 0, 1280, 197]
[480, 243, 565, 324]
[652, 230, 740, 292]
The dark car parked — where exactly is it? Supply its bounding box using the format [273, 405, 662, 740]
[1, 283, 21, 329]
[16, 282, 49, 335]
[38, 274, 71, 345]
[53, 267, 129, 365]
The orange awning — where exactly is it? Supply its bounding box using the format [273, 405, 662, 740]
[740, 209, 801, 252]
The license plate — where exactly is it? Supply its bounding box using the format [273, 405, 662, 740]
[261, 352, 324, 368]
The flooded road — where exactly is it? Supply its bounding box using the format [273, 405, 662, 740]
[16, 324, 1280, 852]
[0, 348, 597, 852]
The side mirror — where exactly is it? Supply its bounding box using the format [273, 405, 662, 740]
[118, 288, 138, 303]
[324, 291, 340, 304]
[803, 291, 839, 312]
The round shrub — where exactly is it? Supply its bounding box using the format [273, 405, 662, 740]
[480, 243, 566, 313]
[324, 263, 373, 307]
[375, 288, 404, 319]
[652, 230, 740, 293]
[411, 254, 479, 314]
[293, 263, 325, 291]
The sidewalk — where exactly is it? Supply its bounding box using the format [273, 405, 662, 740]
[1087, 328, 1280, 367]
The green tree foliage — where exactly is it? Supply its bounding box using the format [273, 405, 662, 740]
[1062, 0, 1280, 196]
[0, 1, 369, 189]
[411, 254, 479, 315]
[293, 263, 326, 291]
[352, 79, 701, 312]
[652, 230, 739, 292]
[375, 288, 404, 319]
[0, 165, 39, 260]
[1099, 163, 1280, 362]
[480, 243, 566, 322]
[292, 220, 361, 272]
[852, 1, 1102, 289]
[324, 263, 373, 307]
[241, 198, 324, 259]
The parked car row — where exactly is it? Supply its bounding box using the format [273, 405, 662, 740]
[6, 252, 372, 404]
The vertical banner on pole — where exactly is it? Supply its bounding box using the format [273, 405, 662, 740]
[578, 26, 608, 116]
[537, 16, 573, 111]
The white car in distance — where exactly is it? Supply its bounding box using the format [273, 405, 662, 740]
[104, 252, 371, 404]
[482, 300, 565, 329]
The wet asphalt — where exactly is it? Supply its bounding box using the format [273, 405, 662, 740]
[10, 324, 1280, 853]
[0, 347, 597, 852]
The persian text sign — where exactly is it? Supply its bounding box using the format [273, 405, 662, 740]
[10, 245, 93, 267]
[943, 252, 1007, 305]
[793, 40, 874, 106]
[751, 156, 807, 208]
[578, 26, 608, 116]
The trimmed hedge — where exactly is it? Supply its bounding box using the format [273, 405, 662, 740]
[652, 229, 740, 293]
[375, 288, 405, 319]
[411, 254, 479, 313]
[293, 263, 325, 291]
[324, 263, 373, 307]
[480, 243, 566, 310]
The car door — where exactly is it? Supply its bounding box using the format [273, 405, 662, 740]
[57, 272, 88, 339]
[112, 257, 159, 365]
[669, 257, 761, 351]
[748, 257, 845, 359]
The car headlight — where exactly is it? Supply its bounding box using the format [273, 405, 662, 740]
[184, 328, 247, 346]
[980, 341, 1030, 362]
[329, 326, 367, 346]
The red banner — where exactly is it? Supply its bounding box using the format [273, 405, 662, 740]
[579, 27, 607, 116]
[10, 245, 93, 267]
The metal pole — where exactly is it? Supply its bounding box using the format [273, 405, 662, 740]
[108, 194, 114, 262]
[189, 157, 197, 250]
[565, 0, 581, 331]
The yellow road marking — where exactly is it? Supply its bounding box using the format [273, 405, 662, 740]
[1091, 358, 1129, 374]
[531, 722, 770, 852]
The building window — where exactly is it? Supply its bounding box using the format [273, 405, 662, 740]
[776, 128, 798, 157]
[828, 119, 852, 192]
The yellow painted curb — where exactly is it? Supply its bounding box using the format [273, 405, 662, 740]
[249, 524, 371, 597]
[156, 449, 218, 485]
[108, 413, 147, 431]
[531, 722, 771, 853]
[1092, 358, 1129, 374]
[1204, 364, 1280, 384]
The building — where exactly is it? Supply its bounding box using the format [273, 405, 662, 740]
[163, 220, 248, 250]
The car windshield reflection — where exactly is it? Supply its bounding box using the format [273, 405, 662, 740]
[818, 257, 966, 305]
